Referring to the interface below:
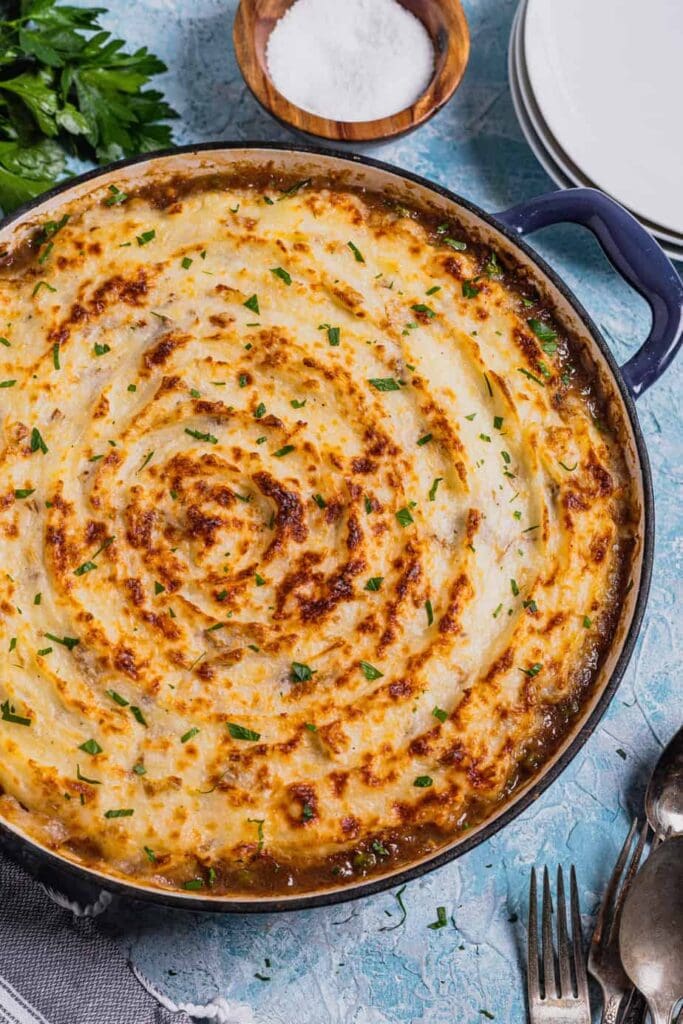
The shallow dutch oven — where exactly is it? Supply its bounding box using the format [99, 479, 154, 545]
[1, 143, 681, 914]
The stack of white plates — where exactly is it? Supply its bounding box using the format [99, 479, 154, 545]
[509, 0, 683, 261]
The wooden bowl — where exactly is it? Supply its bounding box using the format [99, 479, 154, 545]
[233, 0, 470, 143]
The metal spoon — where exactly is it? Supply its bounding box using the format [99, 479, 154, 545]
[646, 725, 683, 839]
[619, 835, 683, 1024]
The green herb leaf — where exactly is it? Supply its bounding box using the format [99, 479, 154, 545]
[359, 660, 383, 680]
[312, 493, 326, 509]
[411, 303, 435, 318]
[254, 402, 266, 419]
[181, 256, 193, 269]
[78, 738, 102, 756]
[104, 185, 128, 206]
[368, 377, 400, 392]
[417, 433, 433, 446]
[273, 444, 295, 458]
[518, 367, 545, 387]
[106, 689, 129, 706]
[519, 663, 542, 677]
[30, 427, 48, 453]
[462, 280, 480, 298]
[425, 599, 434, 626]
[1, 700, 31, 726]
[432, 706, 447, 723]
[444, 237, 467, 251]
[347, 241, 364, 263]
[104, 808, 134, 818]
[527, 318, 557, 343]
[291, 661, 315, 682]
[365, 576, 384, 592]
[136, 230, 155, 246]
[427, 906, 448, 930]
[93, 342, 110, 356]
[414, 775, 433, 788]
[130, 705, 147, 726]
[270, 266, 292, 285]
[227, 722, 261, 741]
[44, 632, 79, 650]
[14, 488, 35, 499]
[428, 477, 443, 501]
[181, 727, 200, 744]
[395, 506, 414, 527]
[244, 294, 260, 314]
[185, 427, 218, 444]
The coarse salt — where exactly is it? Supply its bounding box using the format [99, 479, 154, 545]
[266, 0, 435, 123]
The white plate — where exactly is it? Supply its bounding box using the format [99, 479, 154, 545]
[524, 0, 683, 237]
[508, 9, 683, 262]
[516, 0, 683, 247]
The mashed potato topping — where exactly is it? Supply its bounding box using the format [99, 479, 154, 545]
[0, 171, 636, 895]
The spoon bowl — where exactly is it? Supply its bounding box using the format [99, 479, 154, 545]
[646, 725, 683, 839]
[233, 0, 470, 142]
[619, 836, 683, 1024]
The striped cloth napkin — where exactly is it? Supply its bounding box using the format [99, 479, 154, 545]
[0, 853, 194, 1024]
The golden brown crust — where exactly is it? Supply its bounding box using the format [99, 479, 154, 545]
[0, 173, 637, 896]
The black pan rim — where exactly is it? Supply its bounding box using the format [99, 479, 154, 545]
[0, 140, 655, 913]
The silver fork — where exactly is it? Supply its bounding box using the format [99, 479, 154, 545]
[527, 864, 591, 1023]
[588, 819, 650, 1024]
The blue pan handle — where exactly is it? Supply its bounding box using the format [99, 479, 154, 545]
[495, 187, 683, 398]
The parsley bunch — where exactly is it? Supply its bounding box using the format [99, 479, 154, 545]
[0, 0, 177, 212]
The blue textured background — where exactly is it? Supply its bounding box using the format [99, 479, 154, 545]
[87, 1, 681, 1020]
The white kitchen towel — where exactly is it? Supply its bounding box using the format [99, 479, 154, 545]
[0, 854, 194, 1024]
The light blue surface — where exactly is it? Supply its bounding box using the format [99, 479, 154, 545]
[88, 1, 682, 1020]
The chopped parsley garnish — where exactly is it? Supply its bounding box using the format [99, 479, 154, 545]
[465, 413, 476, 421]
[426, 285, 441, 295]
[33, 593, 41, 605]
[273, 445, 295, 457]
[254, 402, 266, 419]
[323, 324, 340, 346]
[479, 433, 491, 442]
[256, 436, 266, 444]
[185, 427, 218, 444]
[372, 839, 390, 856]
[433, 706, 447, 723]
[493, 415, 504, 430]
[144, 845, 156, 862]
[138, 450, 154, 472]
[133, 762, 146, 775]
[427, 906, 448, 930]
[1, 700, 31, 726]
[395, 506, 414, 527]
[359, 660, 383, 680]
[523, 599, 538, 613]
[417, 433, 433, 446]
[183, 878, 204, 890]
[313, 494, 326, 509]
[32, 280, 56, 297]
[93, 342, 110, 356]
[279, 178, 311, 198]
[270, 266, 292, 285]
[154, 581, 165, 595]
[510, 579, 519, 597]
[347, 241, 365, 263]
[425, 599, 434, 626]
[519, 663, 543, 677]
[484, 373, 493, 397]
[44, 633, 79, 650]
[181, 256, 193, 269]
[301, 802, 315, 822]
[364, 496, 373, 514]
[238, 373, 249, 388]
[244, 294, 260, 314]
[248, 817, 265, 851]
[52, 343, 61, 369]
[181, 727, 200, 744]
[462, 280, 480, 298]
[8, 638, 16, 652]
[291, 661, 315, 682]
[428, 477, 443, 501]
[78, 738, 102, 756]
[0, 337, 9, 347]
[76, 765, 100, 786]
[414, 775, 433, 788]
[30, 427, 48, 454]
[368, 377, 401, 392]
[583, 615, 592, 628]
[290, 398, 307, 408]
[411, 303, 436, 318]
[227, 722, 261, 741]
[130, 705, 147, 726]
[444, 237, 467, 251]
[14, 488, 35, 499]
[255, 573, 266, 587]
[559, 460, 578, 472]
[104, 185, 128, 206]
[304, 722, 317, 732]
[365, 576, 384, 592]
[485, 252, 503, 278]
[518, 367, 545, 387]
[0, 379, 16, 388]
[104, 808, 134, 818]
[501, 451, 511, 465]
[136, 230, 155, 246]
[522, 524, 540, 533]
[107, 689, 129, 706]
[527, 318, 557, 343]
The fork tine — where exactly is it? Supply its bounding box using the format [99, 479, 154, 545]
[527, 867, 541, 1005]
[542, 865, 557, 998]
[592, 817, 638, 949]
[556, 865, 573, 997]
[570, 865, 589, 1003]
[608, 819, 649, 944]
